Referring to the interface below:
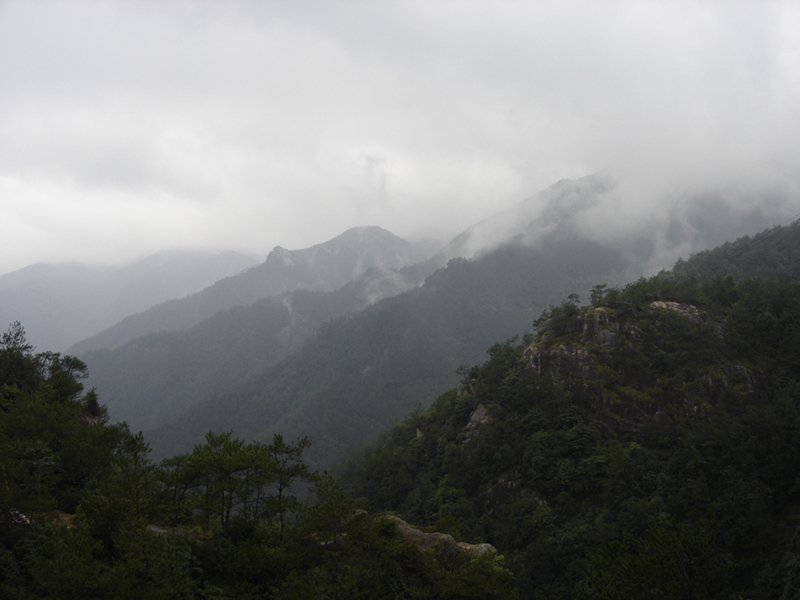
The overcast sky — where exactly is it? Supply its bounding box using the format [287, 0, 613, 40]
[1, 1, 799, 275]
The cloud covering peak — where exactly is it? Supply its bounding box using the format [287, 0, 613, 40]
[1, 1, 798, 274]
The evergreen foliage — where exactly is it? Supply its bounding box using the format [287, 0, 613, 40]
[346, 261, 800, 599]
[673, 220, 800, 282]
[6, 221, 800, 597]
[0, 324, 513, 597]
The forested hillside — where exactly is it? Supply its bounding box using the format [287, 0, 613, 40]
[4, 222, 800, 598]
[673, 220, 800, 282]
[145, 234, 628, 463]
[0, 323, 515, 598]
[346, 223, 800, 599]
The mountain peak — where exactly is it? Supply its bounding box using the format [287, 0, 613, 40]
[437, 171, 616, 263]
[267, 246, 294, 267]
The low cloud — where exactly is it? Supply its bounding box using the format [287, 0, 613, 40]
[1, 1, 798, 274]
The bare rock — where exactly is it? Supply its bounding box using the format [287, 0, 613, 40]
[389, 515, 497, 558]
[464, 404, 490, 432]
[457, 542, 498, 556]
[648, 300, 703, 322]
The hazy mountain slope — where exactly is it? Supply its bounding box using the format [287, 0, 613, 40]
[69, 226, 434, 354]
[145, 234, 630, 463]
[673, 220, 800, 281]
[0, 250, 258, 352]
[82, 264, 431, 433]
[437, 172, 614, 262]
[144, 219, 800, 465]
[437, 170, 791, 278]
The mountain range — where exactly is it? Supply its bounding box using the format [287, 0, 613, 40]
[3, 172, 791, 469]
[68, 172, 787, 466]
[67, 226, 435, 355]
[0, 250, 259, 352]
[3, 206, 800, 598]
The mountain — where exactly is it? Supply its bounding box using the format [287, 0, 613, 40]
[81, 265, 427, 435]
[142, 220, 800, 466]
[437, 170, 790, 277]
[436, 171, 614, 262]
[141, 233, 629, 462]
[68, 226, 434, 354]
[80, 176, 634, 460]
[0, 250, 258, 352]
[346, 256, 800, 599]
[81, 177, 796, 467]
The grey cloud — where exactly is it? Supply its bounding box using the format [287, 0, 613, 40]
[0, 1, 798, 274]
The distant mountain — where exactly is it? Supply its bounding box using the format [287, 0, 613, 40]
[436, 172, 614, 262]
[137, 233, 630, 462]
[0, 250, 258, 352]
[81, 176, 797, 467]
[82, 265, 428, 435]
[68, 226, 434, 354]
[436, 170, 789, 276]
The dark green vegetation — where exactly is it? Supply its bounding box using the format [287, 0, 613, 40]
[346, 222, 800, 599]
[0, 322, 515, 599]
[7, 221, 800, 598]
[673, 220, 800, 282]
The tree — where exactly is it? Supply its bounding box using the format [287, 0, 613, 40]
[158, 431, 276, 531]
[268, 434, 316, 540]
[578, 518, 731, 600]
[79, 427, 158, 555]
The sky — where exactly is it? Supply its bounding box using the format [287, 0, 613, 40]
[1, 0, 799, 275]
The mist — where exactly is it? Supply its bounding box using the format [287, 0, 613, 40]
[1, 1, 799, 275]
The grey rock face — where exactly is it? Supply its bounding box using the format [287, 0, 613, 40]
[389, 515, 497, 558]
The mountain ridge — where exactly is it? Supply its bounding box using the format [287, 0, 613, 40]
[0, 249, 259, 352]
[68, 225, 434, 354]
[138, 233, 630, 462]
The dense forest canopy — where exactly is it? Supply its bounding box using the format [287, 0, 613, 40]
[346, 223, 800, 599]
[0, 322, 514, 598]
[3, 221, 800, 598]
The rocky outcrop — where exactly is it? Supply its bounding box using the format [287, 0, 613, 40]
[581, 306, 619, 346]
[464, 404, 490, 432]
[521, 302, 711, 387]
[457, 541, 499, 556]
[522, 306, 622, 385]
[517, 299, 758, 442]
[389, 516, 497, 558]
[463, 403, 491, 450]
[267, 246, 294, 267]
[522, 344, 595, 382]
[648, 300, 703, 321]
